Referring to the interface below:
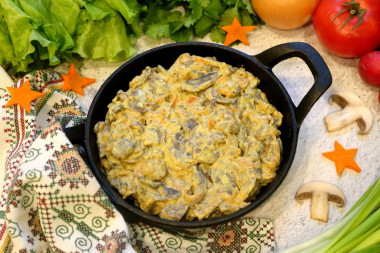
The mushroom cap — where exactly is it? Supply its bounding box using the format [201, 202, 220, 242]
[295, 181, 345, 207]
[328, 90, 373, 134]
[330, 90, 365, 108]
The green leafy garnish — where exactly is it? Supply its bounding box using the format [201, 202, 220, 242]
[0, 0, 262, 73]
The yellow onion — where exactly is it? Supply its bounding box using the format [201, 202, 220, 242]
[251, 0, 320, 30]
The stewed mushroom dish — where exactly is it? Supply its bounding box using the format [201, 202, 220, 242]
[94, 53, 283, 221]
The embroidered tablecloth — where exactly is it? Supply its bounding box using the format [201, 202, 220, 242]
[0, 69, 276, 252]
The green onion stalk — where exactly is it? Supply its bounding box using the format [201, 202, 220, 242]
[282, 177, 380, 253]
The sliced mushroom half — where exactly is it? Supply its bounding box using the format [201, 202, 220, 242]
[295, 182, 345, 222]
[179, 71, 218, 92]
[324, 91, 373, 134]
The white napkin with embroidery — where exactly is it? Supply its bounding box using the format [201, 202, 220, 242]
[0, 70, 135, 252]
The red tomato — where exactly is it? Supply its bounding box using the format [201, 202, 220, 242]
[313, 0, 380, 58]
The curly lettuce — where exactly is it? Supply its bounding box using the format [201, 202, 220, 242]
[0, 0, 261, 72]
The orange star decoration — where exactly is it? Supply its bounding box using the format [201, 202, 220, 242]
[61, 63, 96, 96]
[4, 80, 43, 113]
[221, 17, 257, 46]
[322, 141, 361, 175]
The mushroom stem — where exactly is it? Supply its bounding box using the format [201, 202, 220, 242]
[324, 107, 359, 132]
[311, 192, 329, 222]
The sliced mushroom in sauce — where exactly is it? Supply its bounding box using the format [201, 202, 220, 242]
[160, 204, 189, 221]
[95, 53, 283, 221]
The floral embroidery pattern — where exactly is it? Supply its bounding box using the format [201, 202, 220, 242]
[0, 71, 131, 252]
[129, 219, 276, 253]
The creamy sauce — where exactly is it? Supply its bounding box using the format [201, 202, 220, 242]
[94, 54, 283, 221]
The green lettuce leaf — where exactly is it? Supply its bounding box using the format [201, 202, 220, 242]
[83, 1, 113, 21]
[0, 16, 17, 68]
[1, 0, 262, 72]
[104, 0, 146, 36]
[15, 0, 75, 52]
[1, 0, 36, 71]
[72, 13, 136, 62]
[50, 0, 81, 36]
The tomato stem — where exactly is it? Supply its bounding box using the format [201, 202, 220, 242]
[332, 0, 366, 30]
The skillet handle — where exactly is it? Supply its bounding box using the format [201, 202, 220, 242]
[63, 123, 85, 144]
[63, 123, 92, 169]
[253, 42, 332, 127]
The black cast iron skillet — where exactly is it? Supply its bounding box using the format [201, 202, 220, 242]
[65, 42, 332, 231]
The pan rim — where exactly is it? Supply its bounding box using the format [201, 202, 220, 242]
[85, 42, 299, 228]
